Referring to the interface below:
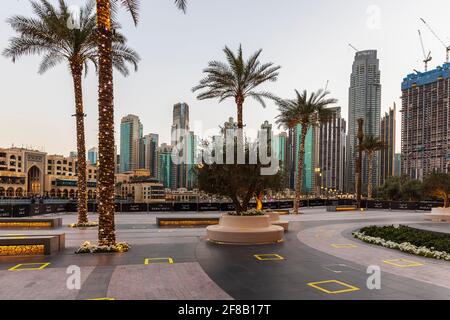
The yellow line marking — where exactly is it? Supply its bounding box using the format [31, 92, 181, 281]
[383, 259, 424, 268]
[331, 244, 358, 249]
[9, 262, 50, 271]
[308, 280, 360, 294]
[144, 258, 174, 265]
[254, 254, 285, 261]
[87, 298, 115, 300]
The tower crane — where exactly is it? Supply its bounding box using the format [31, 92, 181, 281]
[348, 43, 359, 52]
[420, 18, 450, 63]
[418, 29, 432, 71]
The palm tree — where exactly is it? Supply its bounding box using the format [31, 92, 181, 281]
[3, 0, 139, 227]
[276, 89, 336, 214]
[192, 45, 280, 145]
[361, 135, 386, 200]
[95, 0, 186, 246]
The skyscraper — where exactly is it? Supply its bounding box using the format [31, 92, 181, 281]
[141, 134, 159, 178]
[171, 103, 190, 189]
[87, 147, 98, 165]
[157, 143, 173, 189]
[288, 124, 319, 194]
[347, 50, 382, 192]
[380, 104, 396, 185]
[120, 114, 143, 173]
[318, 107, 346, 193]
[401, 63, 450, 180]
[276, 132, 289, 188]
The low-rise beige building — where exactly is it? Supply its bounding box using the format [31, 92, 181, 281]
[116, 170, 166, 203]
[0, 147, 98, 199]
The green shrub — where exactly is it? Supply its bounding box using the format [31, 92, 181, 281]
[359, 225, 450, 254]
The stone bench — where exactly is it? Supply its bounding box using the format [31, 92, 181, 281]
[0, 218, 63, 229]
[157, 216, 220, 227]
[267, 212, 289, 231]
[207, 215, 284, 245]
[326, 205, 358, 212]
[0, 234, 65, 256]
[424, 208, 450, 222]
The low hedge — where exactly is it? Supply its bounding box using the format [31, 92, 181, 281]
[359, 225, 450, 254]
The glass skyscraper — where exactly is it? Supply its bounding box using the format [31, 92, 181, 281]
[119, 114, 143, 173]
[347, 50, 381, 193]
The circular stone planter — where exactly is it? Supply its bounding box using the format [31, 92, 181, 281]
[206, 214, 284, 245]
[425, 208, 450, 222]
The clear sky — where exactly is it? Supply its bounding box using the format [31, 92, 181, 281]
[1, 0, 450, 155]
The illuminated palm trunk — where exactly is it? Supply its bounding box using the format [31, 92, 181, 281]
[367, 152, 374, 200]
[96, 0, 116, 246]
[70, 63, 88, 225]
[294, 125, 308, 214]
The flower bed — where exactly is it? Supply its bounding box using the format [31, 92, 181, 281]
[353, 225, 450, 261]
[228, 209, 271, 217]
[75, 241, 130, 254]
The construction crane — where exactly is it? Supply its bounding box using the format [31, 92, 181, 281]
[324, 80, 329, 91]
[348, 43, 359, 52]
[420, 17, 450, 63]
[418, 29, 432, 71]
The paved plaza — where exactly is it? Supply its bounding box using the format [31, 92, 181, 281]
[1, 209, 450, 300]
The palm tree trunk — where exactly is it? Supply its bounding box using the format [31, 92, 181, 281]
[71, 64, 88, 225]
[294, 125, 308, 214]
[367, 152, 373, 200]
[96, 0, 116, 246]
[236, 99, 244, 151]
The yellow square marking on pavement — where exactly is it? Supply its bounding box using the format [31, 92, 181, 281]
[331, 244, 358, 249]
[144, 258, 174, 265]
[254, 254, 284, 261]
[308, 280, 360, 294]
[383, 259, 424, 268]
[87, 298, 115, 300]
[9, 262, 50, 271]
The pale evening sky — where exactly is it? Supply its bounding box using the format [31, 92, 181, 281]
[1, 0, 450, 155]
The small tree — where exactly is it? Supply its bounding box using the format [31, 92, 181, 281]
[196, 142, 284, 214]
[401, 179, 423, 202]
[423, 173, 450, 207]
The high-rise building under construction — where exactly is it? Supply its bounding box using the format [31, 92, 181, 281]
[401, 63, 450, 180]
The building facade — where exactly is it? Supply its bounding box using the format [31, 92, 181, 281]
[87, 147, 98, 165]
[347, 50, 382, 193]
[140, 133, 159, 178]
[171, 103, 191, 189]
[120, 114, 143, 173]
[318, 107, 346, 193]
[380, 104, 396, 185]
[157, 143, 174, 189]
[401, 63, 450, 180]
[0, 147, 97, 199]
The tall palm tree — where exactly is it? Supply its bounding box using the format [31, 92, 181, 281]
[276, 89, 336, 214]
[192, 45, 280, 145]
[361, 135, 386, 200]
[95, 0, 186, 246]
[3, 0, 139, 227]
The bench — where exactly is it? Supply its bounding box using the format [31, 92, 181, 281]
[157, 216, 220, 227]
[0, 233, 65, 256]
[0, 218, 63, 229]
[326, 205, 358, 212]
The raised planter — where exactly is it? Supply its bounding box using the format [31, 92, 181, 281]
[206, 214, 284, 245]
[0, 217, 63, 229]
[0, 234, 65, 256]
[425, 208, 450, 222]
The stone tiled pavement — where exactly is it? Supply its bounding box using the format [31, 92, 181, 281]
[0, 210, 450, 299]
